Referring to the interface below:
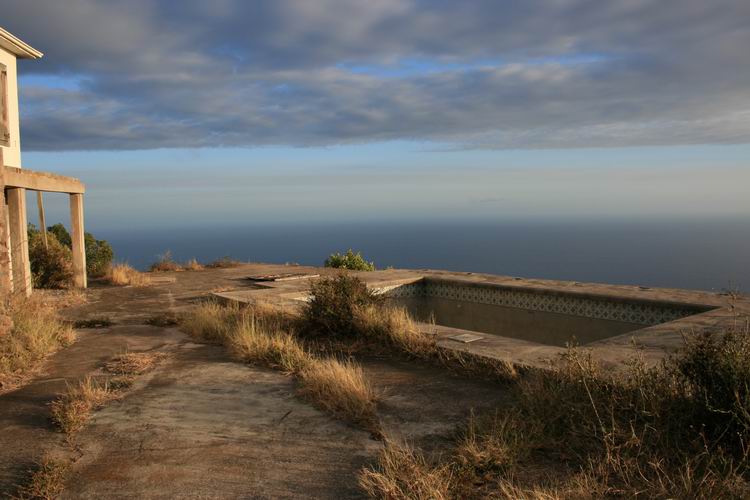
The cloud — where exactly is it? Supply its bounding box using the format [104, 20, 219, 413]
[4, 0, 750, 151]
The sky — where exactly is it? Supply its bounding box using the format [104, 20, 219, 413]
[3, 0, 750, 231]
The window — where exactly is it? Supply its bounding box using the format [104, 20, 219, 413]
[0, 63, 8, 146]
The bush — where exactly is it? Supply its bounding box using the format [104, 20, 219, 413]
[84, 233, 114, 278]
[28, 231, 74, 289]
[34, 223, 114, 278]
[46, 223, 72, 247]
[302, 274, 380, 338]
[672, 328, 750, 453]
[324, 249, 375, 271]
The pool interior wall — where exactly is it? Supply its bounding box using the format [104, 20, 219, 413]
[382, 278, 709, 347]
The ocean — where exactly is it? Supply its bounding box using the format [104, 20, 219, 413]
[93, 217, 750, 293]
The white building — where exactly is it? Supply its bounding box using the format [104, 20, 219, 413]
[0, 27, 87, 297]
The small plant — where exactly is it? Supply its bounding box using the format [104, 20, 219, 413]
[302, 275, 438, 354]
[14, 455, 70, 500]
[324, 249, 375, 271]
[183, 258, 204, 271]
[28, 231, 74, 289]
[149, 250, 182, 272]
[359, 440, 453, 499]
[106, 263, 150, 286]
[302, 274, 380, 338]
[50, 376, 118, 434]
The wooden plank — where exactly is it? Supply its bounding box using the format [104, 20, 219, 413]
[3, 166, 85, 194]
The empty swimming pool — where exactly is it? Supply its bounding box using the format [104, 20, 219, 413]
[381, 278, 711, 347]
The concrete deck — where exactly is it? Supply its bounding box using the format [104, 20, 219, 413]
[1, 263, 518, 498]
[212, 265, 749, 370]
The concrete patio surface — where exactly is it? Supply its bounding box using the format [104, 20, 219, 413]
[1, 263, 536, 498]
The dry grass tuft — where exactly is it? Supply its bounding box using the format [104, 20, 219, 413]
[180, 301, 239, 342]
[183, 258, 204, 271]
[104, 352, 166, 377]
[13, 455, 70, 500]
[1, 296, 75, 389]
[182, 300, 381, 433]
[149, 250, 182, 272]
[354, 304, 436, 357]
[50, 376, 119, 434]
[454, 412, 526, 475]
[359, 440, 453, 499]
[298, 358, 380, 433]
[106, 263, 151, 286]
[229, 315, 310, 373]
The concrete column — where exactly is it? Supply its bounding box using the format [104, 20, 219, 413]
[0, 187, 10, 296]
[0, 149, 11, 296]
[69, 193, 86, 288]
[7, 187, 31, 296]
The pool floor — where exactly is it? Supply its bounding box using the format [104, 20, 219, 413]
[390, 296, 645, 347]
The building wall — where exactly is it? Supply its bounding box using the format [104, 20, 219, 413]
[0, 47, 21, 168]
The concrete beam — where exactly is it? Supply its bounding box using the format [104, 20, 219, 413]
[7, 187, 31, 296]
[69, 193, 86, 288]
[3, 166, 85, 194]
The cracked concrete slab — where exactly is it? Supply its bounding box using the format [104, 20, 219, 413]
[62, 343, 378, 499]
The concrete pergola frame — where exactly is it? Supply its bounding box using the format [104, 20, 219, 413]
[0, 149, 87, 296]
[0, 27, 87, 298]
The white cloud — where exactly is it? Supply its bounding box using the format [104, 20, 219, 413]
[5, 0, 750, 150]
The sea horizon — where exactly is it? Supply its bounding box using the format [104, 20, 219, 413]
[92, 215, 750, 293]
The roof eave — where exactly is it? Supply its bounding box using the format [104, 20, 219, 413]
[0, 27, 43, 59]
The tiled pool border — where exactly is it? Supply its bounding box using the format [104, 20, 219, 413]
[379, 278, 714, 326]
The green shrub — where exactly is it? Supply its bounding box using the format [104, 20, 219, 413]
[672, 328, 750, 453]
[36, 223, 114, 278]
[47, 223, 72, 247]
[302, 274, 380, 338]
[84, 232, 114, 278]
[28, 231, 74, 289]
[324, 249, 375, 271]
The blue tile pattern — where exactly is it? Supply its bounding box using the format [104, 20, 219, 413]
[379, 280, 699, 326]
